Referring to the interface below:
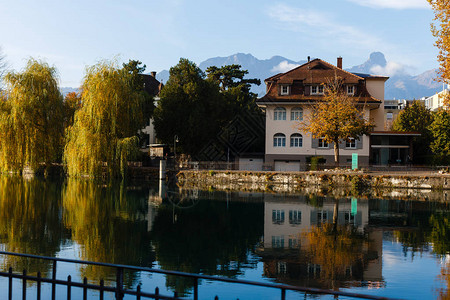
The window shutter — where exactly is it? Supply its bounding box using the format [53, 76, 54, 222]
[339, 140, 346, 149]
[304, 85, 310, 96]
[357, 136, 364, 149]
[311, 138, 319, 148]
[327, 142, 333, 150]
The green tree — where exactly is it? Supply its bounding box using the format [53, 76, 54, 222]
[63, 91, 81, 128]
[429, 109, 450, 164]
[0, 59, 65, 173]
[299, 78, 374, 166]
[64, 60, 148, 178]
[392, 101, 433, 163]
[153, 58, 225, 155]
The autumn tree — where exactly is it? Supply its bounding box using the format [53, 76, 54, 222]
[0, 59, 65, 173]
[0, 47, 7, 89]
[392, 101, 433, 163]
[63, 92, 81, 128]
[299, 78, 374, 166]
[64, 60, 149, 178]
[153, 58, 225, 155]
[429, 0, 450, 106]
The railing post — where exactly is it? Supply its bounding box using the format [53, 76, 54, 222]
[52, 260, 57, 300]
[37, 271, 41, 300]
[116, 267, 124, 300]
[22, 269, 27, 300]
[67, 275, 71, 300]
[193, 278, 198, 300]
[136, 284, 141, 300]
[100, 279, 104, 300]
[83, 277, 88, 300]
[281, 288, 286, 300]
[155, 287, 159, 300]
[8, 267, 12, 300]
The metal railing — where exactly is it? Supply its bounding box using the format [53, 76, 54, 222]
[0, 251, 400, 300]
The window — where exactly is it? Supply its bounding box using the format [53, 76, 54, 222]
[289, 210, 302, 225]
[317, 210, 328, 224]
[291, 107, 303, 121]
[280, 85, 290, 95]
[273, 133, 286, 147]
[272, 210, 285, 224]
[347, 85, 355, 95]
[318, 137, 328, 148]
[290, 134, 303, 147]
[311, 85, 324, 95]
[346, 137, 356, 149]
[274, 107, 286, 120]
[386, 112, 393, 120]
[272, 236, 285, 248]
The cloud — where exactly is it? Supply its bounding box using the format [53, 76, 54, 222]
[266, 4, 384, 51]
[271, 61, 300, 73]
[370, 61, 408, 77]
[346, 0, 429, 9]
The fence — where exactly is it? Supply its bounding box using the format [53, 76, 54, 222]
[0, 251, 399, 300]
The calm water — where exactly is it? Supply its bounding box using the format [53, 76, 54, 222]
[0, 177, 449, 299]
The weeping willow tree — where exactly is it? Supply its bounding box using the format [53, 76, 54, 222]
[64, 60, 147, 178]
[0, 59, 64, 173]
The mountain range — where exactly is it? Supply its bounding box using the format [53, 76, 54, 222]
[155, 52, 443, 100]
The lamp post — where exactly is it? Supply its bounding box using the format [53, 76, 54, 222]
[174, 135, 179, 160]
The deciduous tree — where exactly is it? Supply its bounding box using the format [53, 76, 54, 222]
[392, 101, 433, 163]
[153, 58, 225, 155]
[429, 109, 450, 164]
[429, 0, 450, 106]
[64, 60, 148, 178]
[298, 78, 374, 166]
[0, 59, 65, 173]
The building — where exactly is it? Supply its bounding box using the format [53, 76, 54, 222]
[424, 85, 449, 111]
[256, 57, 418, 169]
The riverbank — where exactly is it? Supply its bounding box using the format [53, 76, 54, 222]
[176, 170, 450, 201]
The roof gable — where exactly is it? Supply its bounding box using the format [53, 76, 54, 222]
[267, 58, 364, 84]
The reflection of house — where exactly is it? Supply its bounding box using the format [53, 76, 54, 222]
[256, 57, 418, 168]
[257, 194, 383, 289]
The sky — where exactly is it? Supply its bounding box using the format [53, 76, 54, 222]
[0, 0, 439, 87]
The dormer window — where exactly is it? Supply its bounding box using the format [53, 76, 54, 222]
[311, 85, 324, 95]
[347, 85, 355, 96]
[280, 85, 290, 95]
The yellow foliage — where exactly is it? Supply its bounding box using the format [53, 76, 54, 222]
[298, 77, 373, 164]
[429, 0, 450, 107]
[64, 61, 145, 178]
[0, 59, 64, 173]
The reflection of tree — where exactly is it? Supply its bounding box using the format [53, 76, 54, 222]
[151, 199, 263, 294]
[303, 222, 368, 285]
[430, 212, 450, 256]
[0, 177, 67, 276]
[438, 261, 450, 300]
[62, 179, 154, 286]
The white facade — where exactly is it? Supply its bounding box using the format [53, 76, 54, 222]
[425, 86, 449, 111]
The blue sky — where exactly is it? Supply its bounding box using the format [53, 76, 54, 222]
[0, 0, 438, 87]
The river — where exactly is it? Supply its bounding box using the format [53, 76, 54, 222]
[0, 177, 448, 299]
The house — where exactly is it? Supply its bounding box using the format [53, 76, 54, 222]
[256, 57, 418, 169]
[424, 85, 449, 111]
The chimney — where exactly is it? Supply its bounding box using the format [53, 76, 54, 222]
[151, 71, 156, 78]
[307, 56, 310, 63]
[337, 57, 342, 69]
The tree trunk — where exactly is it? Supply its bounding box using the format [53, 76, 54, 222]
[333, 199, 339, 234]
[334, 140, 339, 167]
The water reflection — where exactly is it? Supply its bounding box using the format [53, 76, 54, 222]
[258, 195, 382, 290]
[0, 177, 68, 277]
[0, 178, 448, 298]
[62, 179, 155, 286]
[150, 187, 264, 294]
